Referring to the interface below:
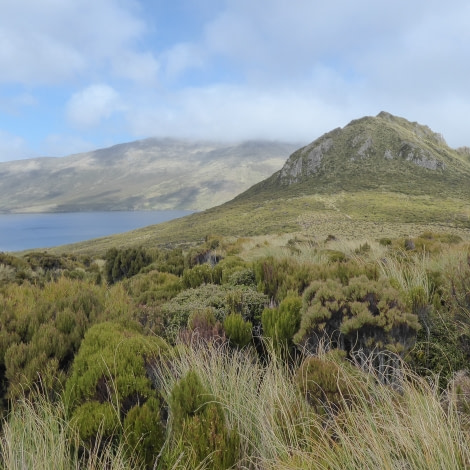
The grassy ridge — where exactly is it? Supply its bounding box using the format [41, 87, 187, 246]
[41, 112, 470, 256]
[44, 191, 470, 256]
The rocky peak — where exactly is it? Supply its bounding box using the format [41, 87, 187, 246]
[277, 112, 451, 186]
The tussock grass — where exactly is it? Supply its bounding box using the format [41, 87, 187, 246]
[153, 339, 316, 468]
[2, 340, 470, 469]
[152, 339, 470, 469]
[273, 371, 470, 470]
[0, 394, 140, 470]
[377, 250, 434, 304]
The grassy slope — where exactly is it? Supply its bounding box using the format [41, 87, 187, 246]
[0, 139, 298, 213]
[43, 113, 470, 255]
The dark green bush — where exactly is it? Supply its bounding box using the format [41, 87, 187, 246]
[262, 295, 302, 355]
[254, 256, 314, 301]
[71, 401, 120, 441]
[24, 252, 66, 271]
[124, 397, 166, 469]
[152, 247, 185, 276]
[182, 263, 218, 288]
[223, 313, 252, 348]
[105, 247, 152, 284]
[169, 369, 239, 469]
[65, 322, 168, 451]
[295, 276, 420, 381]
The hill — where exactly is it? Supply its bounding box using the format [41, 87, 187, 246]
[0, 139, 298, 213]
[45, 112, 470, 255]
[237, 111, 470, 200]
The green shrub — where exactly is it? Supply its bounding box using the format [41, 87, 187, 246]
[262, 295, 302, 355]
[254, 256, 314, 301]
[152, 247, 185, 276]
[169, 369, 239, 469]
[105, 247, 152, 284]
[123, 397, 165, 469]
[0, 276, 110, 400]
[182, 263, 217, 288]
[65, 322, 168, 451]
[24, 252, 66, 272]
[226, 268, 256, 287]
[124, 270, 183, 305]
[71, 401, 120, 441]
[295, 276, 420, 381]
[223, 313, 252, 348]
[224, 286, 267, 323]
[162, 284, 267, 343]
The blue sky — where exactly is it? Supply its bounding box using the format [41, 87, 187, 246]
[1, 0, 469, 162]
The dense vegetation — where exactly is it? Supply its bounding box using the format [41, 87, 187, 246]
[1, 229, 470, 468]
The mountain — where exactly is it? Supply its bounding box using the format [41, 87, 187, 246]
[45, 112, 470, 255]
[236, 111, 470, 201]
[0, 139, 299, 213]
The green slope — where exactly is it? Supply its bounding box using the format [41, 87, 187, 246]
[237, 111, 470, 202]
[45, 112, 470, 255]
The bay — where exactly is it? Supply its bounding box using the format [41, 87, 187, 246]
[0, 211, 193, 252]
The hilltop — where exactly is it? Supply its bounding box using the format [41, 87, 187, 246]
[0, 139, 298, 213]
[45, 112, 470, 255]
[237, 111, 470, 201]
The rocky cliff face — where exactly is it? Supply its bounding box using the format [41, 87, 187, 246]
[277, 112, 454, 186]
[236, 112, 470, 203]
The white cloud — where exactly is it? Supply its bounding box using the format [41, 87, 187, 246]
[66, 84, 122, 128]
[2, 0, 470, 155]
[42, 134, 96, 157]
[162, 43, 205, 80]
[126, 84, 351, 144]
[131, 0, 469, 147]
[0, 130, 32, 162]
[0, 0, 158, 85]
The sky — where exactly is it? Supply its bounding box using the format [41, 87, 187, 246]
[0, 0, 469, 162]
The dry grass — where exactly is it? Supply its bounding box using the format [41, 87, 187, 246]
[0, 394, 140, 470]
[152, 340, 470, 470]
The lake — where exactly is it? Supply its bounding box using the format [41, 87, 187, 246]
[0, 211, 193, 252]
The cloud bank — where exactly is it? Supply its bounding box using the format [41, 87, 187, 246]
[0, 0, 469, 161]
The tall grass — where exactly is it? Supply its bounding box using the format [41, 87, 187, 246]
[0, 394, 141, 470]
[153, 339, 470, 469]
[273, 371, 470, 469]
[377, 250, 434, 305]
[2, 339, 470, 469]
[153, 338, 316, 468]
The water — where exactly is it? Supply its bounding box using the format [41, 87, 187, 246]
[0, 211, 193, 252]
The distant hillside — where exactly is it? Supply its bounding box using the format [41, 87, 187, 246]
[0, 139, 299, 213]
[45, 112, 470, 256]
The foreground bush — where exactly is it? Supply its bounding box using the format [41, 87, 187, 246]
[3, 340, 470, 469]
[64, 322, 168, 467]
[295, 275, 420, 382]
[169, 369, 239, 469]
[262, 294, 302, 356]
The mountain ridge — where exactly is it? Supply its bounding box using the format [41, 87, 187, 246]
[0, 139, 299, 213]
[27, 111, 470, 255]
[235, 111, 470, 203]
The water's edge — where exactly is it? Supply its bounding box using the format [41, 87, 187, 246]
[0, 211, 193, 252]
